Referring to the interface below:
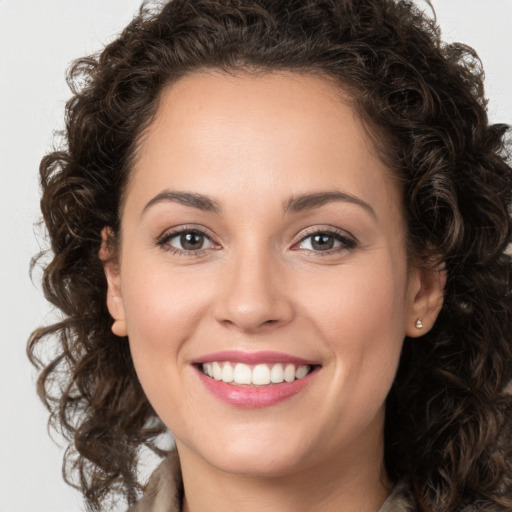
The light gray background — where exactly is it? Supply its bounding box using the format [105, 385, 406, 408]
[1, 1, 511, 511]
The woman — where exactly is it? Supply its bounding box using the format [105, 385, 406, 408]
[28, 0, 512, 511]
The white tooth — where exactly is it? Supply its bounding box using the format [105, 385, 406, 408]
[221, 362, 234, 382]
[284, 364, 296, 382]
[212, 362, 222, 380]
[252, 364, 271, 385]
[233, 363, 252, 384]
[270, 364, 285, 383]
[295, 365, 309, 379]
[205, 363, 214, 377]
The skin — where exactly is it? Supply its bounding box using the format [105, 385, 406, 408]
[102, 71, 444, 512]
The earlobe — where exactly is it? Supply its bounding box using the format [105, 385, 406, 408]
[406, 266, 446, 338]
[107, 292, 128, 337]
[99, 227, 127, 337]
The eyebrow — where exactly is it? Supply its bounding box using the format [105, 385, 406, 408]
[283, 191, 376, 218]
[142, 190, 222, 215]
[142, 189, 376, 219]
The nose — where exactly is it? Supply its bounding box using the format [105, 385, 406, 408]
[213, 247, 294, 334]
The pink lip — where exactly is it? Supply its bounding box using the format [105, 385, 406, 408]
[197, 371, 316, 408]
[192, 350, 317, 366]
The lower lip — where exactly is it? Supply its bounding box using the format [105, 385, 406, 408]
[196, 368, 317, 408]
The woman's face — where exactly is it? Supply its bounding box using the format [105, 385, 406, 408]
[105, 71, 437, 479]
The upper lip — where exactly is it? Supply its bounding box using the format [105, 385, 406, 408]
[191, 350, 318, 366]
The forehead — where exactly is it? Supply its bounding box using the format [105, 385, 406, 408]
[127, 71, 402, 224]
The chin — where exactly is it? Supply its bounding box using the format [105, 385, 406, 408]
[207, 449, 311, 478]
[178, 428, 317, 478]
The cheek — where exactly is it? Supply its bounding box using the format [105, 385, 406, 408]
[119, 267, 215, 428]
[121, 263, 209, 343]
[301, 255, 408, 400]
[302, 254, 408, 340]
[118, 262, 213, 400]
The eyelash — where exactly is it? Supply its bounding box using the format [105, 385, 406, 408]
[294, 227, 357, 255]
[156, 227, 357, 256]
[156, 227, 216, 256]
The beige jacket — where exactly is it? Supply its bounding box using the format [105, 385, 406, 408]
[127, 451, 492, 512]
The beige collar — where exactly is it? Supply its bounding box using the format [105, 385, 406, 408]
[127, 451, 182, 512]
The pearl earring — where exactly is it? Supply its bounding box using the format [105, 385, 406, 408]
[415, 318, 424, 329]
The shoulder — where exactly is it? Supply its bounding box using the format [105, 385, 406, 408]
[379, 480, 505, 512]
[378, 479, 417, 512]
[458, 501, 508, 512]
[126, 451, 182, 512]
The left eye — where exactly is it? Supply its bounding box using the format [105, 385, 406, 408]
[164, 230, 214, 251]
[297, 232, 354, 252]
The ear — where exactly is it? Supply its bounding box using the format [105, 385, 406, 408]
[405, 264, 446, 338]
[99, 227, 127, 337]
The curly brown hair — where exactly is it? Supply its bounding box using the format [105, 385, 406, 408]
[28, 0, 512, 510]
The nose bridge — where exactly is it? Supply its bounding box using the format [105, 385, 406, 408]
[214, 239, 292, 332]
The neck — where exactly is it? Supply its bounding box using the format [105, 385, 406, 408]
[177, 432, 392, 512]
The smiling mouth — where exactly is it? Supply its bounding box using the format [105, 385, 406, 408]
[199, 362, 314, 386]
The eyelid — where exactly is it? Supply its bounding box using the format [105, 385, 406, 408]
[156, 225, 220, 254]
[292, 226, 357, 253]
